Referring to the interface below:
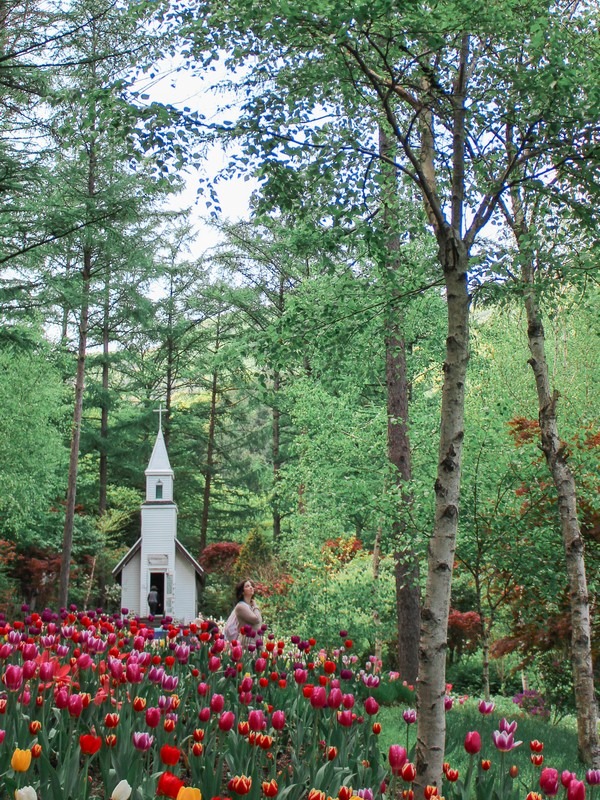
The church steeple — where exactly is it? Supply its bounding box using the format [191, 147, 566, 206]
[145, 406, 174, 502]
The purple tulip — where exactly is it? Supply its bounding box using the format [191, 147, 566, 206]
[132, 731, 154, 751]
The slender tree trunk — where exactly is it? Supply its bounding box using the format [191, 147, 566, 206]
[373, 524, 383, 663]
[379, 123, 421, 683]
[272, 370, 282, 543]
[59, 248, 92, 608]
[164, 273, 175, 449]
[415, 36, 471, 794]
[99, 274, 109, 516]
[200, 317, 221, 552]
[416, 235, 470, 791]
[504, 134, 599, 765]
[523, 263, 599, 766]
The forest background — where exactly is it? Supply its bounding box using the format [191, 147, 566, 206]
[1, 0, 599, 778]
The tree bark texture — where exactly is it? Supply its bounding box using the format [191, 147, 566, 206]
[415, 234, 470, 792]
[415, 35, 471, 795]
[523, 263, 599, 767]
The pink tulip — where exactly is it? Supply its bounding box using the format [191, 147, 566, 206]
[402, 708, 417, 724]
[240, 676, 253, 693]
[342, 693, 355, 709]
[55, 687, 69, 709]
[0, 644, 13, 659]
[219, 711, 236, 731]
[210, 694, 225, 713]
[492, 729, 522, 752]
[125, 661, 142, 683]
[230, 645, 243, 661]
[208, 656, 221, 672]
[540, 768, 560, 796]
[271, 710, 285, 730]
[464, 731, 482, 755]
[563, 772, 577, 788]
[161, 674, 179, 692]
[388, 745, 408, 776]
[4, 664, 23, 691]
[145, 707, 161, 728]
[39, 661, 55, 682]
[248, 709, 266, 731]
[0, 730, 5, 743]
[567, 781, 586, 800]
[108, 658, 123, 681]
[478, 700, 495, 715]
[254, 658, 267, 673]
[22, 643, 38, 660]
[310, 686, 327, 709]
[499, 717, 518, 734]
[77, 653, 94, 671]
[328, 688, 343, 709]
[444, 695, 453, 711]
[198, 707, 211, 722]
[294, 668, 307, 684]
[337, 709, 353, 727]
[197, 682, 209, 696]
[68, 693, 84, 718]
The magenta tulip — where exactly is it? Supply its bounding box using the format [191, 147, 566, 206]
[248, 709, 266, 731]
[364, 696, 379, 716]
[464, 731, 482, 755]
[310, 686, 327, 709]
[271, 710, 285, 730]
[208, 656, 221, 672]
[145, 707, 161, 728]
[337, 709, 353, 727]
[567, 781, 586, 800]
[219, 711, 236, 731]
[586, 772, 600, 786]
[388, 745, 408, 776]
[540, 768, 560, 796]
[402, 708, 417, 724]
[328, 688, 343, 709]
[210, 693, 225, 713]
[4, 664, 23, 691]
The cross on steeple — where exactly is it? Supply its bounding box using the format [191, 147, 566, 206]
[153, 403, 164, 431]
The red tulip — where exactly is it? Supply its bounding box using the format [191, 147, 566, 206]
[262, 779, 278, 797]
[79, 734, 102, 755]
[160, 744, 180, 766]
[401, 763, 417, 783]
[228, 775, 252, 795]
[157, 771, 184, 799]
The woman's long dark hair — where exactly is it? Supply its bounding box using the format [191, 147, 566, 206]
[235, 578, 254, 602]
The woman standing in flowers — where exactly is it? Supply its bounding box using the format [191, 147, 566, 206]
[224, 579, 263, 645]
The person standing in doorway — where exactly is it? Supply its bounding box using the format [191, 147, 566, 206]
[147, 585, 159, 616]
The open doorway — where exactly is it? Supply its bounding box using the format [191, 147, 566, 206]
[149, 572, 165, 616]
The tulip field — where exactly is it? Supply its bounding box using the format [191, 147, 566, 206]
[0, 607, 598, 800]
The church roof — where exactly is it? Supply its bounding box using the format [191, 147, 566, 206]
[145, 426, 174, 476]
[111, 537, 204, 577]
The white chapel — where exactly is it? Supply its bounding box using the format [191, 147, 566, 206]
[112, 415, 204, 623]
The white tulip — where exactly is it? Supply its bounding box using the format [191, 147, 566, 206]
[111, 780, 133, 800]
[14, 788, 37, 800]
